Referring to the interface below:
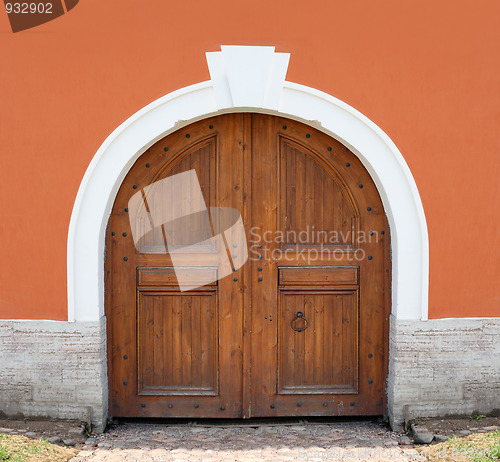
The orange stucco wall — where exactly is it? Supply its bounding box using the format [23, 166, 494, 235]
[0, 0, 499, 320]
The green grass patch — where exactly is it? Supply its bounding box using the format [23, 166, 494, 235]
[0, 434, 77, 462]
[418, 431, 500, 462]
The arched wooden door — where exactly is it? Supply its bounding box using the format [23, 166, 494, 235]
[106, 113, 390, 418]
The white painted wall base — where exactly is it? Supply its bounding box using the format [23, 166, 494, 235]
[0, 319, 108, 432]
[388, 316, 500, 429]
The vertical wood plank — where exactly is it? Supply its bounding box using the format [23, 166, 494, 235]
[241, 112, 253, 418]
[165, 296, 173, 387]
[293, 294, 305, 386]
[181, 296, 192, 387]
[191, 296, 201, 388]
[280, 294, 294, 389]
[330, 295, 342, 385]
[303, 294, 314, 386]
[314, 166, 325, 244]
[153, 295, 163, 387]
[313, 294, 324, 384]
[200, 295, 210, 389]
[172, 296, 182, 387]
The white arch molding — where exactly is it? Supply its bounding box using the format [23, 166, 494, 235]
[67, 46, 429, 322]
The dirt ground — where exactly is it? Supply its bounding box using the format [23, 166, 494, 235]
[413, 415, 500, 437]
[0, 417, 89, 445]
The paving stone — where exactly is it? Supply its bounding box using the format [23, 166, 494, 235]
[63, 438, 76, 446]
[0, 428, 14, 433]
[434, 434, 448, 442]
[48, 436, 62, 444]
[25, 431, 37, 438]
[403, 451, 427, 462]
[397, 435, 412, 445]
[484, 426, 500, 431]
[366, 439, 385, 447]
[110, 441, 127, 448]
[459, 430, 472, 436]
[413, 432, 434, 444]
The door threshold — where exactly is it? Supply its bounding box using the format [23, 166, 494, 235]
[112, 416, 383, 428]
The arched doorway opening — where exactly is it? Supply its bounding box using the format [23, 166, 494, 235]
[67, 46, 428, 428]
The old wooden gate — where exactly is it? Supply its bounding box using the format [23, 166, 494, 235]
[106, 113, 390, 418]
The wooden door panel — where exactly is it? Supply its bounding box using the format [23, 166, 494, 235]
[108, 115, 245, 418]
[133, 139, 216, 254]
[279, 137, 358, 248]
[278, 266, 359, 395]
[137, 289, 218, 396]
[279, 267, 358, 286]
[278, 290, 358, 395]
[249, 114, 388, 417]
[137, 267, 218, 287]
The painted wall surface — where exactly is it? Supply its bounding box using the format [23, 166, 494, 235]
[0, 0, 499, 320]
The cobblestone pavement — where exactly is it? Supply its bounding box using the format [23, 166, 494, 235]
[71, 419, 426, 462]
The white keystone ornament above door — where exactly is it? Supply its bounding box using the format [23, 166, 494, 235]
[206, 46, 290, 109]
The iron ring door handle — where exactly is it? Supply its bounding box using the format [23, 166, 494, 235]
[291, 311, 310, 332]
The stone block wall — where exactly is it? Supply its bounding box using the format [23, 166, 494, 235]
[0, 318, 108, 432]
[388, 316, 500, 429]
